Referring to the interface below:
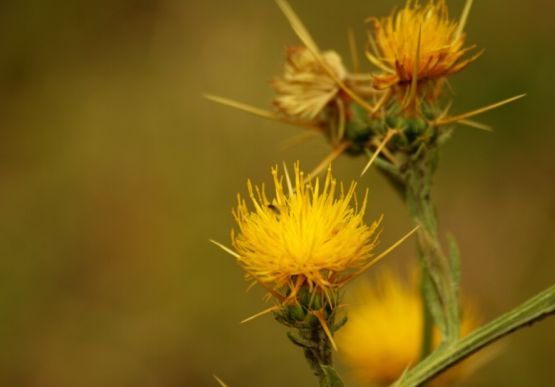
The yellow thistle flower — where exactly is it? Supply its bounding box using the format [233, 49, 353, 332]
[230, 162, 381, 299]
[367, 0, 480, 92]
[337, 268, 482, 386]
[272, 46, 347, 121]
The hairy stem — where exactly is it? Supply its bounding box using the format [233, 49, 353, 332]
[296, 322, 344, 387]
[301, 325, 332, 380]
[404, 151, 460, 348]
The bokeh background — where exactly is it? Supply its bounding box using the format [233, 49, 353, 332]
[1, 0, 554, 386]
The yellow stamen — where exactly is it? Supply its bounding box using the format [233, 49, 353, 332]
[403, 24, 422, 112]
[229, 162, 383, 296]
[368, 0, 480, 94]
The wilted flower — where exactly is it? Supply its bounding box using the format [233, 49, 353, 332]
[337, 267, 483, 386]
[272, 46, 347, 120]
[367, 0, 480, 94]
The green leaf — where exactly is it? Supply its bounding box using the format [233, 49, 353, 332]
[332, 315, 348, 332]
[286, 332, 316, 348]
[421, 265, 448, 341]
[320, 365, 344, 387]
[392, 283, 555, 387]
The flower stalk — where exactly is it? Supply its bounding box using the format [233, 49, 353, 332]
[403, 147, 461, 351]
[364, 121, 462, 357]
[277, 285, 346, 387]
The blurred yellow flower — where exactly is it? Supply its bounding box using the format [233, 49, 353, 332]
[230, 162, 382, 299]
[337, 268, 481, 386]
[368, 0, 480, 92]
[272, 46, 347, 120]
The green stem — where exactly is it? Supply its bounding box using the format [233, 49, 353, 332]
[404, 153, 460, 346]
[392, 283, 555, 387]
[295, 323, 344, 387]
[376, 151, 459, 354]
[301, 324, 333, 381]
[419, 266, 434, 360]
[277, 285, 345, 387]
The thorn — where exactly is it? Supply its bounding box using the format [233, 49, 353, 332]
[361, 129, 398, 177]
[436, 94, 526, 126]
[359, 225, 420, 274]
[338, 225, 420, 285]
[455, 0, 474, 39]
[213, 375, 229, 387]
[368, 139, 397, 164]
[371, 89, 392, 116]
[438, 101, 454, 121]
[246, 281, 258, 292]
[313, 310, 338, 351]
[204, 94, 321, 131]
[275, 0, 319, 51]
[458, 119, 493, 132]
[240, 306, 281, 324]
[210, 239, 240, 258]
[307, 141, 350, 182]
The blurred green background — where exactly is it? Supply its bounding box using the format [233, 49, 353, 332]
[1, 0, 554, 386]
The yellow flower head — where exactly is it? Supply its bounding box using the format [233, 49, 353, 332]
[231, 162, 382, 298]
[368, 0, 479, 92]
[272, 46, 347, 120]
[337, 268, 481, 386]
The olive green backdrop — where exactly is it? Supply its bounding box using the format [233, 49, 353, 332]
[1, 0, 554, 386]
